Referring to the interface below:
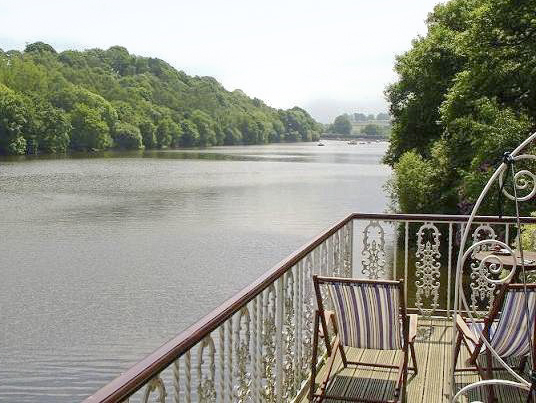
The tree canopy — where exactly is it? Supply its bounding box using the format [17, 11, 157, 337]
[0, 43, 321, 155]
[385, 0, 536, 216]
[331, 114, 352, 135]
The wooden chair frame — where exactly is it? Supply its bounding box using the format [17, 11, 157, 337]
[309, 276, 418, 403]
[454, 283, 536, 403]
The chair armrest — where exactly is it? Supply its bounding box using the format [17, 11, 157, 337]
[318, 310, 336, 337]
[456, 314, 479, 345]
[408, 314, 418, 343]
[324, 310, 335, 325]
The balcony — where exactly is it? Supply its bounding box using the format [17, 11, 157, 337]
[83, 213, 536, 403]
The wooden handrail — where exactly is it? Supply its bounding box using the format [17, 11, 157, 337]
[83, 212, 536, 402]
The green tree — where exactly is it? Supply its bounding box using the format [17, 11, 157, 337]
[361, 124, 381, 136]
[33, 99, 71, 153]
[191, 110, 215, 146]
[386, 151, 438, 213]
[139, 120, 156, 149]
[24, 42, 57, 54]
[70, 103, 112, 150]
[0, 43, 321, 155]
[113, 121, 143, 149]
[332, 114, 352, 135]
[385, 0, 536, 215]
[0, 84, 28, 154]
[156, 117, 173, 148]
[180, 119, 199, 147]
[354, 113, 367, 121]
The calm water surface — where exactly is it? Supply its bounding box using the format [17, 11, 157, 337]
[0, 140, 390, 402]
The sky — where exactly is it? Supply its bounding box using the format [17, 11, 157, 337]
[0, 0, 439, 123]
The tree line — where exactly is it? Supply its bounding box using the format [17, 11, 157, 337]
[385, 0, 536, 216]
[0, 42, 321, 155]
[328, 113, 390, 137]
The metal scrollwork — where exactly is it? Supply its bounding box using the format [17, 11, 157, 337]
[362, 220, 386, 279]
[261, 285, 277, 402]
[142, 376, 167, 403]
[452, 132, 536, 403]
[332, 230, 342, 276]
[235, 307, 251, 402]
[415, 222, 441, 316]
[320, 242, 328, 276]
[342, 223, 353, 277]
[197, 336, 216, 402]
[470, 224, 498, 315]
[282, 272, 296, 400]
[498, 154, 536, 201]
[301, 254, 314, 378]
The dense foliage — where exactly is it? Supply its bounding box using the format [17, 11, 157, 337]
[0, 43, 321, 155]
[331, 114, 352, 135]
[361, 123, 387, 137]
[385, 0, 536, 215]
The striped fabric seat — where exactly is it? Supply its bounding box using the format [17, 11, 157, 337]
[327, 281, 402, 350]
[467, 321, 497, 353]
[490, 288, 536, 358]
[466, 289, 536, 358]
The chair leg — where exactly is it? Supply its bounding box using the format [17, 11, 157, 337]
[338, 343, 348, 368]
[395, 348, 409, 402]
[453, 331, 463, 371]
[519, 356, 528, 374]
[410, 342, 418, 374]
[485, 349, 497, 403]
[309, 311, 320, 402]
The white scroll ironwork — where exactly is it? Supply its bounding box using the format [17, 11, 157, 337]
[415, 222, 441, 316]
[234, 308, 251, 402]
[197, 337, 216, 402]
[261, 285, 277, 402]
[142, 376, 167, 403]
[469, 224, 498, 315]
[362, 220, 386, 279]
[451, 132, 536, 402]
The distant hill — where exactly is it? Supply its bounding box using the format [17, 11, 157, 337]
[0, 42, 321, 155]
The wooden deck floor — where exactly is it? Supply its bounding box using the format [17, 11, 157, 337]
[300, 318, 529, 402]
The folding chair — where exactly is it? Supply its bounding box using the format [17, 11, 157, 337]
[454, 283, 536, 402]
[309, 276, 418, 402]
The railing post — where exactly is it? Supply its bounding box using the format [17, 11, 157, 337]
[393, 221, 398, 280]
[251, 297, 258, 401]
[226, 319, 233, 402]
[348, 220, 354, 277]
[404, 221, 409, 304]
[447, 223, 453, 317]
[275, 275, 284, 401]
[255, 292, 263, 402]
[172, 359, 180, 403]
[218, 327, 225, 402]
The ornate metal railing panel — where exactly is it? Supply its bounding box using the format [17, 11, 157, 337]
[84, 213, 536, 403]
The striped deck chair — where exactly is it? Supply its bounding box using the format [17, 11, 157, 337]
[309, 276, 418, 403]
[454, 284, 536, 402]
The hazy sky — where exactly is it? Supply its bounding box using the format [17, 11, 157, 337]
[0, 0, 439, 122]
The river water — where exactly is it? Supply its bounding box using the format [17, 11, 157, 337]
[0, 140, 390, 402]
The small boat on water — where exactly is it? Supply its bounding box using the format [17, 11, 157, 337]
[348, 140, 357, 145]
[317, 142, 325, 146]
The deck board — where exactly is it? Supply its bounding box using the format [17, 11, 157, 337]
[301, 318, 530, 403]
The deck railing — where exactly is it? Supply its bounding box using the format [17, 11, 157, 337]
[83, 213, 536, 403]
